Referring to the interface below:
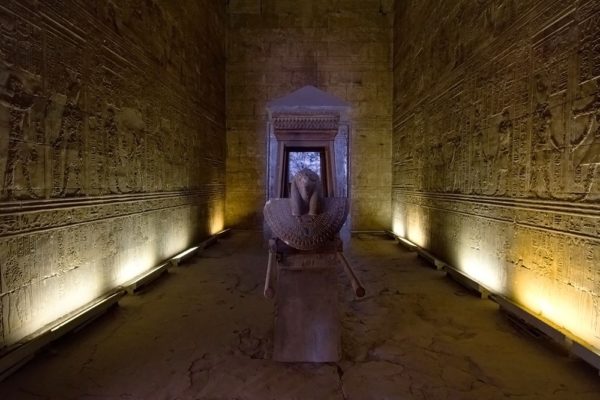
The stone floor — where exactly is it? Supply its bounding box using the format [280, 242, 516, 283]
[0, 231, 599, 400]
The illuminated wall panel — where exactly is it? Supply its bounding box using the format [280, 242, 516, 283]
[393, 0, 600, 349]
[0, 0, 226, 348]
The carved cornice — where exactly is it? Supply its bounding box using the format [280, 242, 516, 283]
[272, 112, 340, 131]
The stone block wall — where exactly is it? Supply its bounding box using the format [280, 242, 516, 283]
[227, 0, 393, 230]
[0, 0, 226, 348]
[393, 0, 600, 349]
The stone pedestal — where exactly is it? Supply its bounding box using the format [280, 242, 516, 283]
[271, 239, 341, 363]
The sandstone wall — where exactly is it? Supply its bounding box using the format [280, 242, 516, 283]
[393, 0, 600, 348]
[227, 0, 393, 230]
[0, 0, 226, 348]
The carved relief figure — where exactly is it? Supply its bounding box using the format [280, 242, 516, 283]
[101, 106, 145, 194]
[572, 81, 600, 200]
[116, 107, 145, 193]
[530, 74, 564, 198]
[496, 110, 513, 196]
[105, 107, 121, 194]
[441, 128, 462, 193]
[0, 73, 39, 200]
[482, 109, 512, 196]
[470, 101, 485, 195]
[50, 75, 84, 197]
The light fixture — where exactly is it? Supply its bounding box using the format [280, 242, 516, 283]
[213, 228, 231, 237]
[122, 262, 171, 294]
[171, 228, 231, 267]
[491, 294, 600, 375]
[49, 291, 125, 333]
[444, 264, 491, 299]
[390, 229, 600, 374]
[0, 228, 232, 381]
[170, 246, 199, 265]
[0, 289, 125, 382]
[386, 230, 417, 251]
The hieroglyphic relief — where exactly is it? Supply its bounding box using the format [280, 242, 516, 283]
[0, 0, 226, 349]
[530, 22, 572, 199]
[393, 0, 599, 200]
[0, 70, 42, 200]
[393, 0, 600, 348]
[44, 24, 87, 198]
[572, 83, 600, 200]
[571, 2, 600, 201]
[0, 199, 220, 343]
[0, 3, 44, 201]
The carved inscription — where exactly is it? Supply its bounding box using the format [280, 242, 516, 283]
[0, 0, 226, 348]
[393, 0, 600, 348]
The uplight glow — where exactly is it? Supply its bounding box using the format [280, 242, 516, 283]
[117, 253, 156, 284]
[162, 217, 193, 261]
[392, 216, 406, 238]
[457, 252, 505, 294]
[513, 271, 598, 348]
[404, 207, 428, 247]
[407, 222, 425, 247]
[17, 262, 105, 344]
[210, 209, 225, 235]
[393, 204, 600, 352]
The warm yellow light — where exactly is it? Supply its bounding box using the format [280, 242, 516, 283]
[210, 209, 225, 235]
[392, 217, 405, 237]
[403, 206, 428, 247]
[50, 291, 122, 333]
[393, 199, 600, 352]
[508, 257, 600, 349]
[407, 223, 425, 247]
[163, 219, 193, 260]
[117, 253, 156, 284]
[456, 251, 504, 294]
[20, 264, 105, 342]
[4, 204, 210, 347]
[538, 298, 555, 318]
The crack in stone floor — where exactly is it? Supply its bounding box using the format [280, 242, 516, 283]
[0, 231, 599, 400]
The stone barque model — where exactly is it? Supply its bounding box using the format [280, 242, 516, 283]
[263, 168, 365, 363]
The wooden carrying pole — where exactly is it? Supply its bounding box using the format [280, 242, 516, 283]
[337, 252, 366, 298]
[264, 251, 276, 299]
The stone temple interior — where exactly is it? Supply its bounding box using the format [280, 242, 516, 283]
[1, 0, 600, 399]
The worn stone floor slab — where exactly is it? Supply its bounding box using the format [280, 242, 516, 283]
[0, 231, 599, 400]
